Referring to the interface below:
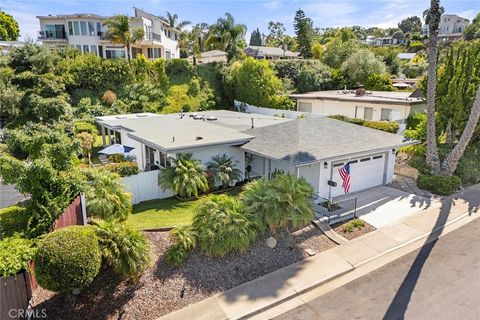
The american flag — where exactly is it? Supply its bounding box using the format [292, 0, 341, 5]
[338, 162, 351, 193]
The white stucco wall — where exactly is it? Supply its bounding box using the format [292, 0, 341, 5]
[296, 99, 426, 123]
[298, 163, 321, 193]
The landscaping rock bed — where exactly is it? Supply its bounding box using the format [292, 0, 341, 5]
[31, 224, 335, 320]
[332, 218, 375, 241]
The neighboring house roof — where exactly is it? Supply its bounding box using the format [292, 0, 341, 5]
[246, 45, 299, 58]
[241, 117, 409, 166]
[393, 82, 410, 88]
[398, 53, 416, 60]
[289, 90, 424, 105]
[96, 110, 289, 152]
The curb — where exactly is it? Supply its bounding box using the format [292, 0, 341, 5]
[237, 209, 475, 320]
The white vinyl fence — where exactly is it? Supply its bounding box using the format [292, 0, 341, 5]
[234, 100, 323, 119]
[122, 170, 174, 204]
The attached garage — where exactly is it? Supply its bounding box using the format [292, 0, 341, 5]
[240, 116, 413, 199]
[329, 153, 387, 198]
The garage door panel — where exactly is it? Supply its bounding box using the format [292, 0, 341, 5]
[330, 154, 386, 198]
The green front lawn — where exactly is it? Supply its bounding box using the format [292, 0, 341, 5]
[127, 197, 197, 229]
[127, 187, 244, 230]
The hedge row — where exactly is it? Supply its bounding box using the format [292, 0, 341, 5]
[417, 175, 462, 196]
[329, 115, 399, 133]
[104, 161, 139, 177]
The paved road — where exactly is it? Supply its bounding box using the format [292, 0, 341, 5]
[0, 182, 26, 209]
[274, 217, 480, 320]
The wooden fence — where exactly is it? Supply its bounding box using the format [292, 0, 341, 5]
[0, 271, 36, 320]
[0, 194, 86, 319]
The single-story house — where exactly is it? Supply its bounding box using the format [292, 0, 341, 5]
[290, 89, 426, 124]
[187, 50, 227, 64]
[96, 110, 412, 200]
[397, 52, 417, 62]
[245, 45, 299, 60]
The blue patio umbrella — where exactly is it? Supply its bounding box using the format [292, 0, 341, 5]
[98, 144, 135, 155]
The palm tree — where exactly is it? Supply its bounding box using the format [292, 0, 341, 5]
[207, 154, 242, 189]
[92, 219, 152, 279]
[85, 169, 132, 221]
[158, 153, 208, 199]
[241, 174, 314, 232]
[103, 15, 144, 61]
[206, 13, 247, 61]
[161, 11, 191, 30]
[192, 194, 258, 257]
[425, 0, 442, 174]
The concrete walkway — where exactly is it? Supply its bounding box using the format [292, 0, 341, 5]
[160, 185, 480, 320]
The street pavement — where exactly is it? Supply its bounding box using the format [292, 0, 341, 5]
[273, 217, 480, 320]
[0, 181, 26, 209]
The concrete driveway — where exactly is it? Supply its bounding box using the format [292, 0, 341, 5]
[0, 181, 26, 209]
[334, 186, 441, 228]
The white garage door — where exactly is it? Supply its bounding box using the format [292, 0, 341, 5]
[330, 153, 386, 198]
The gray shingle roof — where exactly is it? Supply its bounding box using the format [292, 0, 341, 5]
[246, 46, 299, 57]
[240, 117, 407, 165]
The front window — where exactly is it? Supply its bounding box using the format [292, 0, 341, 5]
[380, 108, 392, 121]
[83, 45, 89, 53]
[90, 45, 97, 55]
[96, 22, 102, 35]
[165, 50, 171, 59]
[80, 21, 87, 35]
[73, 21, 80, 35]
[88, 22, 95, 36]
[105, 49, 126, 59]
[364, 107, 374, 121]
[68, 22, 73, 36]
[44, 24, 65, 39]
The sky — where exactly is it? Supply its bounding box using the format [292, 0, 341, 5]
[2, 0, 479, 41]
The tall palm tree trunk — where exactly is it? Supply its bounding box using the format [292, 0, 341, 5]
[441, 87, 480, 174]
[425, 0, 441, 174]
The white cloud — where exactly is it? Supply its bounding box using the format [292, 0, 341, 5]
[457, 9, 476, 21]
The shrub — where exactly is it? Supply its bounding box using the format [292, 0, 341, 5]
[454, 144, 480, 186]
[409, 156, 431, 175]
[342, 224, 354, 233]
[193, 194, 258, 257]
[85, 169, 132, 221]
[207, 154, 242, 189]
[165, 59, 194, 77]
[92, 220, 151, 279]
[365, 73, 395, 91]
[0, 205, 30, 238]
[329, 115, 399, 133]
[158, 153, 208, 199]
[34, 226, 102, 292]
[417, 175, 462, 195]
[351, 218, 365, 228]
[104, 161, 139, 177]
[107, 154, 126, 163]
[102, 90, 117, 105]
[74, 121, 98, 135]
[241, 174, 314, 231]
[0, 236, 36, 277]
[165, 226, 197, 266]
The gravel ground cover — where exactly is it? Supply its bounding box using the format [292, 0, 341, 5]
[31, 224, 336, 320]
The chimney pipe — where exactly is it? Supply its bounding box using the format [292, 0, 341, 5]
[355, 86, 365, 97]
[251, 117, 254, 129]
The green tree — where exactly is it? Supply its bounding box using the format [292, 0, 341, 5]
[103, 15, 144, 61]
[266, 21, 286, 47]
[249, 28, 262, 46]
[231, 57, 292, 109]
[293, 9, 314, 58]
[312, 42, 324, 60]
[240, 174, 314, 232]
[323, 36, 360, 69]
[365, 73, 395, 91]
[206, 13, 247, 62]
[0, 10, 19, 41]
[158, 153, 208, 198]
[207, 154, 242, 189]
[464, 12, 480, 40]
[398, 16, 422, 33]
[341, 48, 387, 85]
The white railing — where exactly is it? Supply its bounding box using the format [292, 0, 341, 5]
[122, 170, 174, 204]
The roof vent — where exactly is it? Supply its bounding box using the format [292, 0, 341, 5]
[206, 116, 217, 121]
[193, 115, 204, 120]
[115, 116, 128, 119]
[355, 87, 366, 97]
[365, 91, 372, 95]
[190, 113, 198, 118]
[136, 114, 149, 117]
[195, 136, 203, 141]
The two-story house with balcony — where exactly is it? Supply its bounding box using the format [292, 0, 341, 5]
[422, 14, 470, 41]
[37, 7, 180, 59]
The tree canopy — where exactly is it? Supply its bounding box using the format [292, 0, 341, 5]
[0, 10, 19, 41]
